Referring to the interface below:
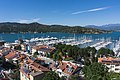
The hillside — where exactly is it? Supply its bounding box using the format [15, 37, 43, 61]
[0, 22, 110, 34]
[85, 24, 120, 31]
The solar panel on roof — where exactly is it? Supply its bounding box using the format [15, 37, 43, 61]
[102, 60, 111, 63]
[22, 68, 30, 74]
[30, 57, 35, 61]
[112, 60, 120, 63]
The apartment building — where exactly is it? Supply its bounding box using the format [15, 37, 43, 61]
[32, 45, 55, 56]
[98, 57, 120, 73]
[20, 57, 50, 80]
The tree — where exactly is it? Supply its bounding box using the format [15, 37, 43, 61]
[108, 72, 120, 80]
[18, 39, 24, 44]
[97, 48, 115, 57]
[85, 47, 97, 63]
[0, 22, 109, 34]
[53, 44, 98, 65]
[82, 62, 109, 80]
[33, 52, 39, 58]
[42, 71, 61, 80]
[10, 70, 20, 80]
[53, 53, 57, 61]
[14, 45, 21, 50]
[53, 53, 62, 61]
[69, 75, 84, 80]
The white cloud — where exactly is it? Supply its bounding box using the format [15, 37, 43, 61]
[18, 18, 40, 23]
[32, 18, 40, 22]
[18, 20, 30, 23]
[72, 6, 111, 14]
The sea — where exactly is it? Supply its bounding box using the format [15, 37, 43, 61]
[1, 32, 120, 49]
[0, 32, 120, 49]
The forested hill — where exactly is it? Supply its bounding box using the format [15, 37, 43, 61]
[0, 22, 110, 34]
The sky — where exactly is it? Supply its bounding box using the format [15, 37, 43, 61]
[0, 0, 120, 26]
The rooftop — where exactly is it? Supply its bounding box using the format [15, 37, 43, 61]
[5, 51, 18, 60]
[20, 58, 50, 78]
[29, 62, 50, 72]
[33, 45, 55, 52]
[98, 57, 120, 64]
[58, 61, 78, 75]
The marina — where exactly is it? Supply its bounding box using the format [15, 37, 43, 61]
[1, 32, 120, 57]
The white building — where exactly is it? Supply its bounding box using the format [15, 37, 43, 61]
[98, 57, 120, 73]
[32, 45, 55, 56]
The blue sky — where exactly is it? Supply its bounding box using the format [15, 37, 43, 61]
[0, 0, 120, 26]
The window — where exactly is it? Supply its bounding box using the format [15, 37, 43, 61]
[22, 73, 24, 77]
[115, 68, 119, 70]
[115, 64, 119, 66]
[106, 64, 110, 65]
[111, 66, 114, 68]
[57, 71, 61, 75]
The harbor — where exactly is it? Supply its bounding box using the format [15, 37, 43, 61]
[1, 32, 120, 58]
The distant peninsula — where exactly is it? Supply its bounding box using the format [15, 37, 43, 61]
[0, 22, 111, 34]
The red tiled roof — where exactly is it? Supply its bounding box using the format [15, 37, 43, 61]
[17, 54, 26, 60]
[20, 60, 50, 78]
[33, 46, 48, 50]
[98, 57, 120, 62]
[59, 61, 78, 75]
[33, 45, 55, 52]
[5, 51, 17, 59]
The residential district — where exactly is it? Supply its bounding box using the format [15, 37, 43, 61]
[0, 37, 120, 80]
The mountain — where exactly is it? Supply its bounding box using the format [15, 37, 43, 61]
[85, 25, 100, 29]
[0, 22, 110, 34]
[85, 24, 120, 31]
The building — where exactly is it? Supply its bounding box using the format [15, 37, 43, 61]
[5, 51, 19, 62]
[4, 50, 26, 64]
[32, 45, 55, 57]
[98, 57, 120, 73]
[0, 47, 11, 57]
[20, 57, 50, 80]
[4, 43, 18, 49]
[26, 44, 31, 53]
[50, 61, 81, 78]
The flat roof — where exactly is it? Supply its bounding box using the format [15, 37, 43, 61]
[30, 71, 43, 77]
